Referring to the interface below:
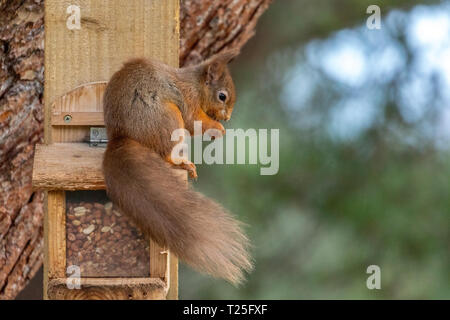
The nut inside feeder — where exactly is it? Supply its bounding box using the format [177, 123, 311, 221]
[66, 191, 150, 278]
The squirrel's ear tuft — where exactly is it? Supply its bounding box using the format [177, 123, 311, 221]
[204, 49, 240, 84]
[213, 48, 240, 64]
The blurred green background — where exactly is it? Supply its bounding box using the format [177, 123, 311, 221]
[180, 0, 450, 299]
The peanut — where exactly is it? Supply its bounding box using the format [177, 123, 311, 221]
[66, 200, 150, 277]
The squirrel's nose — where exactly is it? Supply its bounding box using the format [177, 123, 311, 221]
[221, 109, 230, 121]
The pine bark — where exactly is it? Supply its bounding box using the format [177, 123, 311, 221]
[0, 0, 272, 299]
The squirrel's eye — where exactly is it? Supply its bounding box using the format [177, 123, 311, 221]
[218, 91, 227, 103]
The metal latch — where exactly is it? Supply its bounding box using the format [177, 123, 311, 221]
[89, 127, 108, 147]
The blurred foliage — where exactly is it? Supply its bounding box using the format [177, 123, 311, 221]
[180, 0, 450, 299]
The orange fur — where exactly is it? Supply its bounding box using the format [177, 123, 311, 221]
[195, 108, 225, 136]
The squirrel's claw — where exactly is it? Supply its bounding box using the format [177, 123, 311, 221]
[179, 161, 198, 180]
[188, 169, 198, 180]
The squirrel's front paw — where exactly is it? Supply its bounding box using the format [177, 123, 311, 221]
[180, 161, 198, 180]
[205, 122, 226, 139]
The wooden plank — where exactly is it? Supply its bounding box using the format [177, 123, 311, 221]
[33, 143, 187, 191]
[44, 0, 180, 144]
[47, 191, 66, 279]
[47, 278, 168, 300]
[43, 192, 49, 300]
[33, 143, 106, 190]
[51, 82, 106, 127]
[52, 112, 105, 126]
[149, 241, 168, 279]
[167, 255, 179, 300]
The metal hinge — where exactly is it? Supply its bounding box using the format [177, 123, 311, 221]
[89, 127, 108, 147]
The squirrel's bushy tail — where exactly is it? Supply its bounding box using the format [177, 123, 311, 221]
[103, 137, 252, 285]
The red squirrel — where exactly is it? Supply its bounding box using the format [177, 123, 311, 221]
[102, 49, 252, 285]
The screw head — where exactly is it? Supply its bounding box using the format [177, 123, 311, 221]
[63, 114, 72, 123]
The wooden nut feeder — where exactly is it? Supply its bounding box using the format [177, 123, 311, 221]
[32, 0, 180, 300]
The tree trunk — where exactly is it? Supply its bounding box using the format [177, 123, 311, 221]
[0, 0, 272, 299]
